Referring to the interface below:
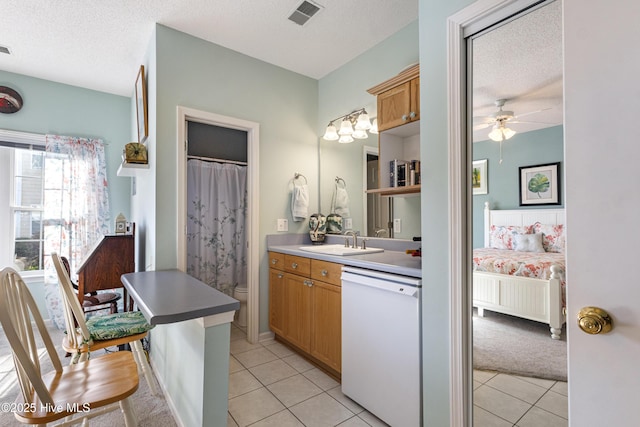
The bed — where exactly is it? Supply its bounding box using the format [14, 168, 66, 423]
[473, 202, 566, 339]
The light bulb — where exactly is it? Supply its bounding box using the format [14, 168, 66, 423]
[355, 112, 372, 130]
[322, 123, 339, 140]
[339, 119, 354, 136]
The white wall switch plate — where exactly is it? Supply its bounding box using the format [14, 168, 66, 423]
[344, 218, 353, 229]
[393, 218, 402, 233]
[277, 218, 288, 232]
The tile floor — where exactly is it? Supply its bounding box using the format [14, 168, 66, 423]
[227, 325, 568, 427]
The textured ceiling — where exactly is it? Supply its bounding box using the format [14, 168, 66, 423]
[472, 0, 563, 142]
[0, 0, 418, 97]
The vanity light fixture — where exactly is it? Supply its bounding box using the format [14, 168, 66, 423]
[322, 108, 376, 143]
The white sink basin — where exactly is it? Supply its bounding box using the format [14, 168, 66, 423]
[298, 244, 384, 256]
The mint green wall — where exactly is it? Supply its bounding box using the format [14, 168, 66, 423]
[419, 1, 474, 425]
[137, 25, 318, 333]
[318, 21, 419, 236]
[473, 125, 564, 247]
[0, 70, 132, 227]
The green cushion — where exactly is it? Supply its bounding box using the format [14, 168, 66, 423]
[86, 310, 154, 341]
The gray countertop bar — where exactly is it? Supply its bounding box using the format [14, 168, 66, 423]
[268, 244, 422, 278]
[121, 270, 240, 325]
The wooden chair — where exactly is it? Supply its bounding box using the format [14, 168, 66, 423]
[51, 252, 158, 396]
[0, 267, 139, 426]
[60, 255, 121, 314]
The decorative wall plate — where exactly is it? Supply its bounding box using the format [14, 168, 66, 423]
[0, 86, 23, 113]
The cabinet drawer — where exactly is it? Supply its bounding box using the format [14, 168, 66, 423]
[284, 254, 311, 276]
[268, 252, 285, 271]
[311, 259, 342, 287]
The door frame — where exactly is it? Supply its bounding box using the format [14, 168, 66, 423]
[176, 106, 260, 344]
[446, 0, 553, 424]
[362, 145, 379, 235]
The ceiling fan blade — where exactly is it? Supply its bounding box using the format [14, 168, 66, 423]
[513, 107, 552, 119]
[473, 123, 492, 131]
[509, 119, 558, 125]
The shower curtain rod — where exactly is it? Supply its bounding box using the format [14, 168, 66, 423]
[187, 154, 247, 166]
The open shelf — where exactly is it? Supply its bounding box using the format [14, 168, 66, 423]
[117, 161, 149, 177]
[366, 184, 421, 196]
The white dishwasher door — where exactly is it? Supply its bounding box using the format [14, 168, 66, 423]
[341, 267, 421, 427]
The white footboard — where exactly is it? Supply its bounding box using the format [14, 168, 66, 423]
[473, 264, 565, 339]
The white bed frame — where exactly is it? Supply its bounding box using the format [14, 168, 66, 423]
[474, 202, 566, 339]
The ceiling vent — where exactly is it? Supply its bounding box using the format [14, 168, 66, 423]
[0, 45, 11, 55]
[288, 1, 322, 26]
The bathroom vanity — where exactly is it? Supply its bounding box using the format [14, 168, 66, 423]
[267, 235, 421, 379]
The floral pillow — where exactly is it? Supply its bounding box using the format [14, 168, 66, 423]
[513, 233, 545, 253]
[531, 222, 565, 253]
[489, 225, 532, 250]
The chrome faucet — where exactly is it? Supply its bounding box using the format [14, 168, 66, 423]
[345, 231, 358, 249]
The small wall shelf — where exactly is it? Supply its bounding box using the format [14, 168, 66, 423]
[117, 161, 149, 177]
[366, 184, 421, 196]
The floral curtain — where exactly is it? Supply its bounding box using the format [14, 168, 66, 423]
[187, 160, 247, 296]
[43, 134, 111, 328]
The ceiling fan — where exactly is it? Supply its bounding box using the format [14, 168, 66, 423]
[473, 98, 552, 163]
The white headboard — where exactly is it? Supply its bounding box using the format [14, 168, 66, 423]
[483, 201, 565, 248]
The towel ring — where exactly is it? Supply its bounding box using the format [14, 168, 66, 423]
[294, 172, 307, 184]
[335, 176, 346, 188]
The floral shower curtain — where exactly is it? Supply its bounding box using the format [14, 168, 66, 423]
[43, 134, 111, 328]
[187, 160, 247, 296]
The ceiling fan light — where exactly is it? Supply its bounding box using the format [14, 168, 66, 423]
[338, 134, 354, 143]
[355, 112, 372, 130]
[338, 119, 354, 136]
[322, 123, 339, 140]
[352, 129, 368, 139]
[503, 127, 516, 139]
[488, 125, 503, 142]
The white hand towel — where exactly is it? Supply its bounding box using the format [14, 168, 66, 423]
[291, 184, 309, 222]
[333, 187, 350, 218]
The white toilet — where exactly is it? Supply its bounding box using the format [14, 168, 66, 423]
[233, 285, 248, 328]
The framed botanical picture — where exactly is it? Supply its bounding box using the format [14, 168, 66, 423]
[135, 65, 148, 143]
[472, 159, 488, 195]
[519, 162, 561, 205]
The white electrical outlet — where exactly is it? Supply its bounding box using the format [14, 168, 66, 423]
[277, 218, 289, 232]
[344, 218, 353, 229]
[393, 218, 402, 233]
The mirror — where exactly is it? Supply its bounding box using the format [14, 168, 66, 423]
[319, 126, 421, 239]
[470, 2, 565, 425]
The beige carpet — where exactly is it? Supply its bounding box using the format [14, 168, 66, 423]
[0, 322, 177, 427]
[473, 309, 567, 381]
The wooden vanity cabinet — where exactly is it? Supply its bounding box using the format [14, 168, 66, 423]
[368, 64, 420, 132]
[268, 252, 342, 375]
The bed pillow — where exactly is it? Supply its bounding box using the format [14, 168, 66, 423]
[531, 222, 565, 253]
[489, 225, 531, 250]
[513, 233, 546, 253]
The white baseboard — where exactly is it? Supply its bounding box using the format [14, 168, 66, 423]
[259, 331, 275, 343]
[149, 359, 185, 427]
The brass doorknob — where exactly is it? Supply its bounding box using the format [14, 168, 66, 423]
[577, 306, 613, 334]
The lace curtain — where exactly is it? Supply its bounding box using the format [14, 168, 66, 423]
[43, 134, 111, 328]
[186, 160, 247, 296]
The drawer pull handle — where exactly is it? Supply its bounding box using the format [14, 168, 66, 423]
[271, 259, 278, 265]
[292, 262, 298, 269]
[321, 269, 328, 277]
[278, 273, 283, 279]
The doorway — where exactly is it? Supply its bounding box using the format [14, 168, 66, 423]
[446, 0, 566, 424]
[176, 106, 260, 344]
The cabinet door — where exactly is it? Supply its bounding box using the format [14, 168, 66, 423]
[377, 82, 411, 132]
[410, 77, 420, 122]
[283, 273, 311, 352]
[310, 280, 342, 372]
[269, 268, 286, 336]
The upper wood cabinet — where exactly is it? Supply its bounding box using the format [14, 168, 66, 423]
[368, 64, 420, 132]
